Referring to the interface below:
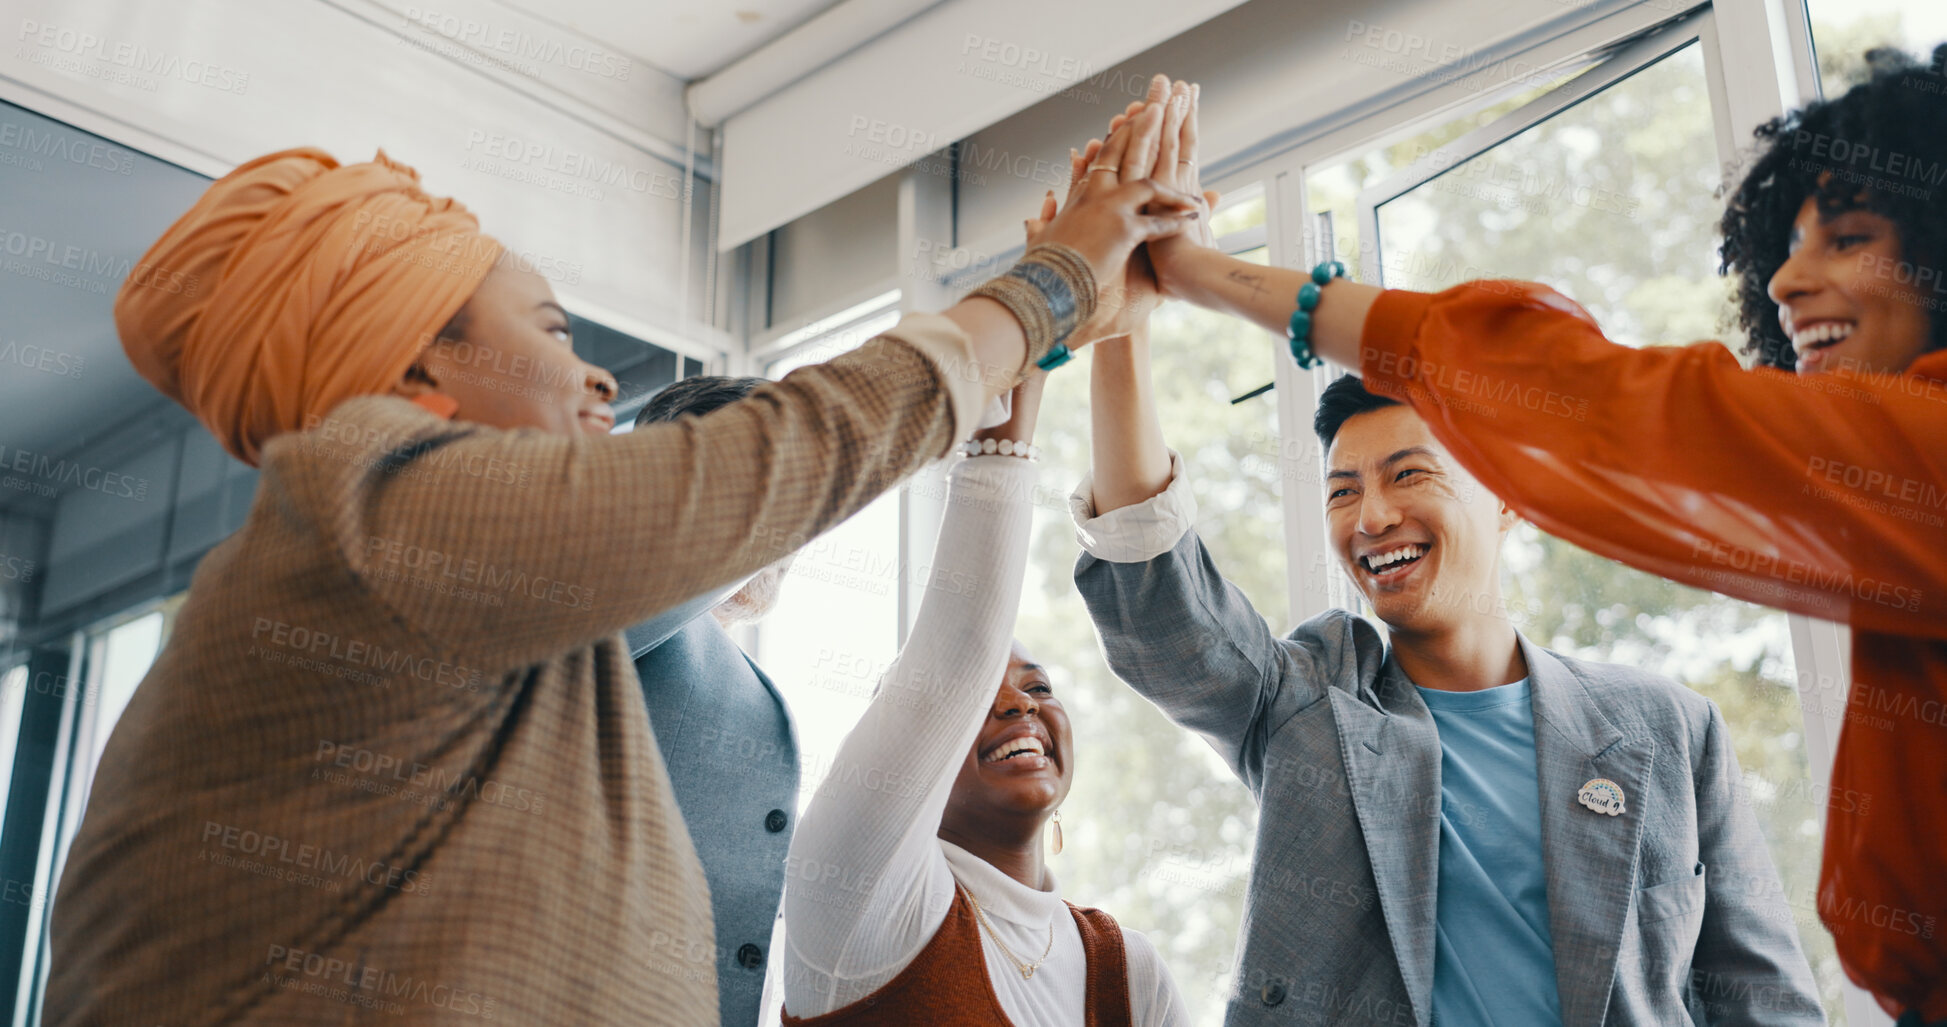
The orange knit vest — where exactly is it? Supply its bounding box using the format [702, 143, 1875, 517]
[782, 887, 1133, 1027]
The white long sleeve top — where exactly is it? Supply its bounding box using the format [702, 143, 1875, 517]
[780, 455, 1190, 1026]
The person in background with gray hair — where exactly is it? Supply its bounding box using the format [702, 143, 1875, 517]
[630, 374, 800, 1027]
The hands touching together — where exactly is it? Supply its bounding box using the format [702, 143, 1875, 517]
[1036, 74, 1382, 368]
[1027, 76, 1220, 350]
[973, 74, 1383, 502]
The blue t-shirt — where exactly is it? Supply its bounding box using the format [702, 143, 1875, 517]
[1414, 678, 1563, 1026]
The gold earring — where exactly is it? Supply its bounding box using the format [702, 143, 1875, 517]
[1050, 809, 1063, 856]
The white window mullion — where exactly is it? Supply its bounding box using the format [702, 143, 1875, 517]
[896, 160, 956, 644]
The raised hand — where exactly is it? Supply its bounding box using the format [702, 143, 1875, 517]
[1022, 103, 1201, 347]
[1027, 140, 1161, 346]
[1142, 78, 1221, 299]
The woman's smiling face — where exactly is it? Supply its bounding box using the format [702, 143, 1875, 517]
[940, 642, 1074, 834]
[404, 262, 619, 436]
[1767, 198, 1936, 376]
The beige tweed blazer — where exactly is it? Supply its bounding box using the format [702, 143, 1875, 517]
[44, 314, 997, 1026]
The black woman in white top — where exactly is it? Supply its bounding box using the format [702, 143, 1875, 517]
[780, 122, 1194, 1027]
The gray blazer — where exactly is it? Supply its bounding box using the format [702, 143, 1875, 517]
[631, 612, 800, 1027]
[1076, 531, 1823, 1027]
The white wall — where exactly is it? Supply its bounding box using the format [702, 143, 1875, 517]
[3, 0, 709, 337]
[715, 0, 1259, 248]
[768, 174, 900, 330]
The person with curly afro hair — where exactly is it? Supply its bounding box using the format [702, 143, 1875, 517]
[1132, 50, 1947, 1024]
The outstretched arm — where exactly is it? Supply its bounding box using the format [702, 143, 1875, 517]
[1074, 78, 1306, 789]
[310, 106, 1204, 683]
[1354, 281, 1947, 637]
[779, 382, 1043, 1011]
[1143, 75, 1943, 637]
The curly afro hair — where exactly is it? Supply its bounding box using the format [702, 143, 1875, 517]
[1719, 43, 1947, 370]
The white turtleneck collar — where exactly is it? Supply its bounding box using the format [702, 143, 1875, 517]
[938, 838, 1067, 928]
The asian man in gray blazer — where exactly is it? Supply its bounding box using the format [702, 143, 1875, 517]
[1071, 366, 1822, 1026]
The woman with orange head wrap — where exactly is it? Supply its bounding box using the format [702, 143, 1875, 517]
[46, 124, 1201, 1026]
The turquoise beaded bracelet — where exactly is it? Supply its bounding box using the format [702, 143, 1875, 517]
[1287, 261, 1346, 370]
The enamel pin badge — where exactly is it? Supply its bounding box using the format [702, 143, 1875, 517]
[1577, 778, 1627, 816]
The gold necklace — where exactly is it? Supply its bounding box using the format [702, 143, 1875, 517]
[960, 883, 1055, 980]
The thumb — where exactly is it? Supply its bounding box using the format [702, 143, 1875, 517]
[1120, 178, 1203, 215]
[1133, 212, 1196, 242]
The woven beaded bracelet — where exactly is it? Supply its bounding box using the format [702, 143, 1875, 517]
[968, 243, 1096, 378]
[1287, 261, 1347, 370]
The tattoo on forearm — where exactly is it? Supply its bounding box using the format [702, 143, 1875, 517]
[1226, 269, 1266, 302]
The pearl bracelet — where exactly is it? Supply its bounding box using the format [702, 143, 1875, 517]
[962, 438, 1040, 460]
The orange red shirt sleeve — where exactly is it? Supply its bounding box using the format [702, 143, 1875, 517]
[1356, 280, 1947, 639]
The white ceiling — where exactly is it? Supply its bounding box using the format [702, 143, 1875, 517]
[508, 0, 850, 80]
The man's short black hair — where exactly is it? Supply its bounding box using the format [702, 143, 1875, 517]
[1720, 43, 1947, 369]
[636, 375, 769, 426]
[1313, 374, 1403, 449]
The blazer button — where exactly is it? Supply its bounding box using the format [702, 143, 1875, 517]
[737, 943, 764, 970]
[765, 808, 788, 833]
[1261, 981, 1286, 1006]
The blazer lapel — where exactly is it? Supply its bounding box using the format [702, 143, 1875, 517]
[1525, 637, 1654, 1027]
[1333, 659, 1442, 1026]
[741, 645, 801, 771]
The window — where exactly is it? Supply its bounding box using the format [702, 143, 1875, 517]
[51, 600, 180, 884]
[1804, 0, 1947, 97]
[1344, 40, 1846, 1021]
[0, 664, 25, 841]
[754, 299, 905, 816]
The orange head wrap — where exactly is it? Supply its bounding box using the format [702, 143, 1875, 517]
[115, 147, 503, 465]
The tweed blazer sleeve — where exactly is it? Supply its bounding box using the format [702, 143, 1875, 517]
[269, 315, 988, 678]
